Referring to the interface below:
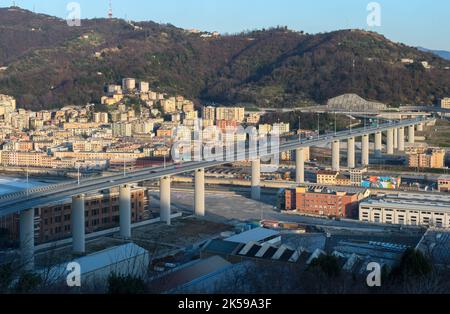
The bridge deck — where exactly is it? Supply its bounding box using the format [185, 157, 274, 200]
[0, 118, 431, 216]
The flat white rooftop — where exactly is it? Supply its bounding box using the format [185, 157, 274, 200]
[361, 198, 450, 213]
[224, 227, 280, 244]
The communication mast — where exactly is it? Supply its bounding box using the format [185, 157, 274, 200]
[108, 0, 113, 19]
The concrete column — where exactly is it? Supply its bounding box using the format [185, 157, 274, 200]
[160, 176, 171, 225]
[386, 129, 394, 155]
[393, 128, 398, 149]
[347, 137, 355, 169]
[251, 159, 261, 201]
[374, 132, 382, 158]
[417, 123, 424, 132]
[332, 141, 340, 172]
[408, 125, 415, 144]
[194, 168, 205, 216]
[20, 209, 34, 271]
[119, 185, 132, 238]
[398, 127, 405, 152]
[296, 148, 305, 184]
[361, 134, 369, 166]
[71, 195, 86, 254]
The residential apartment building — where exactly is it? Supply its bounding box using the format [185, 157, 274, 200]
[350, 168, 368, 186]
[407, 147, 445, 169]
[316, 170, 339, 185]
[438, 175, 450, 192]
[440, 98, 450, 109]
[122, 78, 136, 92]
[202, 106, 216, 122]
[0, 94, 16, 116]
[215, 107, 245, 123]
[272, 122, 290, 135]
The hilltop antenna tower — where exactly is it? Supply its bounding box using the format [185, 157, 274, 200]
[108, 0, 113, 19]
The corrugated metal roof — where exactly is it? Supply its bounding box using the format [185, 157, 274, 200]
[151, 256, 232, 292]
[41, 243, 148, 280]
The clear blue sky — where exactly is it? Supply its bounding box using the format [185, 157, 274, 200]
[4, 0, 450, 50]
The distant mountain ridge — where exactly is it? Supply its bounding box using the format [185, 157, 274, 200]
[417, 47, 450, 61]
[0, 7, 450, 110]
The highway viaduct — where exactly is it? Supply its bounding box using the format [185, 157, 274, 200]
[0, 117, 432, 270]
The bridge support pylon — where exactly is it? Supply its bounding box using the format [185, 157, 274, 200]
[398, 127, 405, 152]
[386, 129, 394, 155]
[296, 148, 305, 184]
[361, 134, 370, 166]
[393, 128, 398, 149]
[332, 141, 340, 172]
[375, 132, 382, 158]
[251, 159, 261, 201]
[20, 208, 34, 271]
[194, 169, 205, 216]
[119, 185, 132, 238]
[72, 194, 86, 254]
[347, 137, 355, 169]
[408, 125, 415, 144]
[160, 176, 171, 225]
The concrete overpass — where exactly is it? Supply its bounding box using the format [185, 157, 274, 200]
[0, 117, 432, 270]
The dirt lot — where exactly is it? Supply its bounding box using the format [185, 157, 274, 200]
[422, 119, 450, 147]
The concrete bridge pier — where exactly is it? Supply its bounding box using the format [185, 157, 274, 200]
[408, 125, 415, 144]
[417, 123, 424, 132]
[119, 185, 132, 239]
[374, 132, 382, 158]
[20, 208, 34, 271]
[332, 141, 340, 172]
[194, 168, 205, 216]
[398, 127, 405, 152]
[386, 129, 394, 155]
[71, 194, 86, 254]
[296, 148, 305, 184]
[393, 128, 398, 149]
[347, 137, 355, 169]
[361, 134, 370, 166]
[160, 176, 171, 225]
[251, 159, 261, 201]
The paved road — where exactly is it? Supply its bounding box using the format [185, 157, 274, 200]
[0, 118, 430, 216]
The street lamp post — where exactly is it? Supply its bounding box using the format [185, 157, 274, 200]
[317, 113, 320, 139]
[26, 164, 29, 197]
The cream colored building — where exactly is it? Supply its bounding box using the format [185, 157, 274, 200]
[0, 94, 16, 116]
[215, 107, 245, 123]
[440, 98, 450, 109]
[360, 193, 450, 228]
[438, 175, 450, 192]
[407, 147, 446, 169]
[273, 122, 290, 135]
[316, 170, 339, 185]
[246, 113, 261, 125]
[202, 106, 216, 121]
[53, 151, 145, 161]
[122, 78, 136, 91]
[93, 112, 109, 124]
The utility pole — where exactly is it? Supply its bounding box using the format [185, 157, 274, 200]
[317, 113, 320, 139]
[26, 163, 29, 197]
[334, 112, 337, 135]
[298, 116, 301, 141]
[77, 165, 80, 185]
